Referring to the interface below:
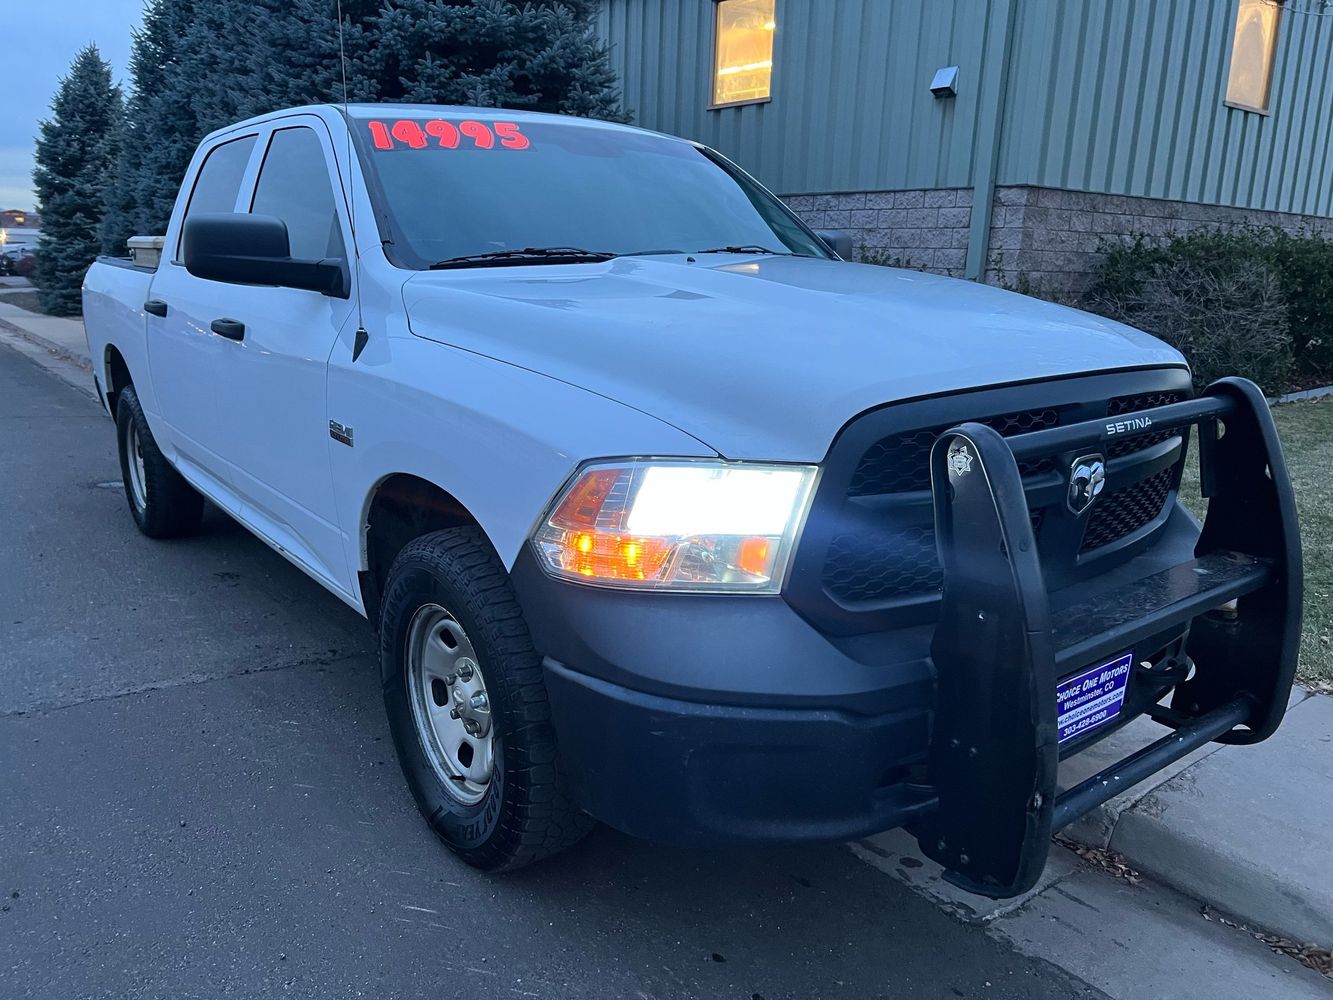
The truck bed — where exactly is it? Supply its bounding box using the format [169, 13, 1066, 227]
[82, 256, 157, 416]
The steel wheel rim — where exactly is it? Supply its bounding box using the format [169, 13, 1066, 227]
[123, 417, 147, 513]
[406, 603, 495, 805]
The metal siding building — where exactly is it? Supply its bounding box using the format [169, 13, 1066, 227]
[597, 0, 1333, 289]
[1001, 0, 1333, 215]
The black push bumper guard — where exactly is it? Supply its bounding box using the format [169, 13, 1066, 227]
[914, 377, 1302, 898]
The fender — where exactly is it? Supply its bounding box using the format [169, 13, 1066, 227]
[327, 319, 715, 617]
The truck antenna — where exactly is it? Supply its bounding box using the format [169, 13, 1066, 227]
[336, 0, 369, 362]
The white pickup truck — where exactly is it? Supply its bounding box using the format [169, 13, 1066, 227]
[83, 104, 1302, 897]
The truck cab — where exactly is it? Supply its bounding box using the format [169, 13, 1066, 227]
[82, 104, 1301, 896]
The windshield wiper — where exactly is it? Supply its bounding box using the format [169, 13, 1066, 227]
[693, 245, 790, 256]
[429, 247, 616, 270]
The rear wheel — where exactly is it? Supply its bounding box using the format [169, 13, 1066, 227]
[380, 527, 593, 871]
[115, 386, 204, 538]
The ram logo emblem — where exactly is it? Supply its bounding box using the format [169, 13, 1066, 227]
[1068, 454, 1106, 515]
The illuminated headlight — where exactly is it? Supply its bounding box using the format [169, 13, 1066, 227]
[532, 460, 818, 593]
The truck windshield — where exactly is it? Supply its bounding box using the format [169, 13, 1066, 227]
[353, 113, 830, 268]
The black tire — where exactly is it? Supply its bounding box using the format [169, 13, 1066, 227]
[115, 385, 205, 538]
[380, 526, 593, 871]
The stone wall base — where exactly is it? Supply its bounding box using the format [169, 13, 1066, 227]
[782, 188, 973, 277]
[783, 185, 1333, 298]
[986, 186, 1333, 297]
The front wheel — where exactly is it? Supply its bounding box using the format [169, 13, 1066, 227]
[380, 527, 593, 871]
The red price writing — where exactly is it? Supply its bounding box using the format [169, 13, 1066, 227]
[367, 119, 531, 152]
[494, 122, 529, 149]
[425, 120, 459, 148]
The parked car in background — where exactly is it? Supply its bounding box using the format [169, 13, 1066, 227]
[81, 104, 1302, 899]
[1, 244, 36, 275]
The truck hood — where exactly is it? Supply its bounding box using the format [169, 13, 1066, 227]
[404, 256, 1186, 461]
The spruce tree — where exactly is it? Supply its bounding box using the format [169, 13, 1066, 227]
[178, 0, 371, 132]
[32, 46, 123, 316]
[357, 0, 623, 118]
[101, 0, 202, 250]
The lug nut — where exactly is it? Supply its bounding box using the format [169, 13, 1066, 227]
[449, 708, 461, 720]
[469, 693, 489, 711]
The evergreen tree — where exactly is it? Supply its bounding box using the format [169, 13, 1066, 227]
[179, 0, 371, 133]
[101, 0, 212, 250]
[32, 46, 123, 316]
[228, 0, 379, 114]
[358, 0, 623, 118]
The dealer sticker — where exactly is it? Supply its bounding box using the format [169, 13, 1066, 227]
[1056, 652, 1133, 745]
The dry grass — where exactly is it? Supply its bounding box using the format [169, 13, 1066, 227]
[1179, 398, 1333, 686]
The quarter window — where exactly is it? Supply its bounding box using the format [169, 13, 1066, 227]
[250, 127, 346, 261]
[712, 0, 776, 107]
[1226, 0, 1283, 113]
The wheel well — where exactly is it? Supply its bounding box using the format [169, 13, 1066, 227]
[105, 345, 131, 414]
[360, 474, 481, 622]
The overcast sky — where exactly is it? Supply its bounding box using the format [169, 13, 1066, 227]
[1, 2, 144, 212]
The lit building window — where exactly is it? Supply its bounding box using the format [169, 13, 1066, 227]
[712, 0, 776, 107]
[1226, 0, 1283, 113]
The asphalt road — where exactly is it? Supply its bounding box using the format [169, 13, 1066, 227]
[0, 343, 1100, 1000]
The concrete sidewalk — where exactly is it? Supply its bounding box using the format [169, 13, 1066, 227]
[854, 690, 1333, 989]
[874, 687, 1333, 956]
[1062, 688, 1333, 948]
[0, 297, 91, 371]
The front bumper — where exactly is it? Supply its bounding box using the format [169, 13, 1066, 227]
[511, 548, 939, 846]
[540, 659, 933, 846]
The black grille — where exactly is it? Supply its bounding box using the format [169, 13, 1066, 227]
[1106, 392, 1184, 457]
[825, 523, 943, 602]
[849, 408, 1061, 496]
[811, 379, 1191, 618]
[825, 512, 1047, 604]
[1081, 466, 1176, 553]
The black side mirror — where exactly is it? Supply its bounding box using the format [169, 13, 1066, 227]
[183, 213, 349, 298]
[815, 229, 854, 260]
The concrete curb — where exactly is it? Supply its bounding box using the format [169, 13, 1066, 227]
[1061, 688, 1333, 949]
[852, 828, 1333, 997]
[1273, 384, 1333, 404]
[850, 828, 1081, 926]
[0, 319, 97, 401]
[0, 316, 91, 372]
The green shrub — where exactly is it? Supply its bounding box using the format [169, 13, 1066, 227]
[1088, 228, 1333, 391]
[1264, 230, 1333, 378]
[1090, 246, 1293, 393]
